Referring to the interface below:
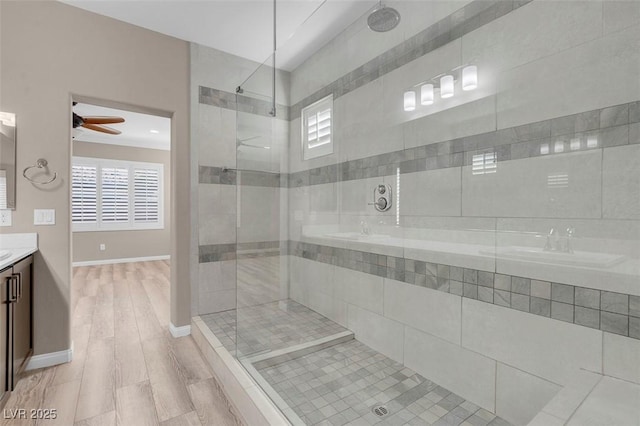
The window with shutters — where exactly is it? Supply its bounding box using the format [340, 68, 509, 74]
[302, 95, 333, 160]
[72, 157, 163, 232]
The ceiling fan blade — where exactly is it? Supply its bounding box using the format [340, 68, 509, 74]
[81, 116, 125, 125]
[82, 123, 121, 135]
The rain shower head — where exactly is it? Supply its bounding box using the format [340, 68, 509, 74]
[367, 4, 401, 32]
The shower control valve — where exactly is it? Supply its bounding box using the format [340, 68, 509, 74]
[370, 184, 392, 212]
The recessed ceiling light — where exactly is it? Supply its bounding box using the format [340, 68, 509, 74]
[150, 129, 160, 134]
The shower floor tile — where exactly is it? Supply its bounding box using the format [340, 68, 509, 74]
[257, 339, 513, 426]
[200, 299, 348, 356]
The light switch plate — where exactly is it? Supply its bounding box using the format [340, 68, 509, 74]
[0, 210, 12, 227]
[34, 209, 55, 225]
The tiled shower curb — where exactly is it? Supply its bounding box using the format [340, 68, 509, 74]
[191, 316, 293, 426]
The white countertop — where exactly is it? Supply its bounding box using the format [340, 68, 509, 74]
[0, 233, 38, 270]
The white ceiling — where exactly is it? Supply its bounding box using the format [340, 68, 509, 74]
[60, 0, 377, 71]
[73, 103, 171, 151]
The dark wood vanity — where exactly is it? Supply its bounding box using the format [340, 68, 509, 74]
[0, 255, 33, 407]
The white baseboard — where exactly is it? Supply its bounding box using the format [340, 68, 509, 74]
[26, 347, 73, 371]
[170, 322, 191, 338]
[72, 255, 170, 267]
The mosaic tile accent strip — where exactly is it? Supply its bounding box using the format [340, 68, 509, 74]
[199, 241, 282, 262]
[199, 243, 237, 263]
[289, 0, 532, 121]
[288, 240, 640, 340]
[199, 86, 289, 120]
[288, 101, 640, 188]
[200, 299, 348, 356]
[257, 339, 513, 426]
[199, 166, 284, 187]
[199, 165, 237, 185]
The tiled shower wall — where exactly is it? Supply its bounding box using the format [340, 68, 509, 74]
[285, 0, 640, 423]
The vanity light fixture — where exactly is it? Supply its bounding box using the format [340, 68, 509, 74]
[462, 65, 478, 91]
[403, 90, 416, 111]
[420, 84, 434, 105]
[440, 75, 454, 98]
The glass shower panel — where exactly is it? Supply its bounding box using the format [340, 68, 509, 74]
[235, 53, 289, 360]
[229, 0, 640, 424]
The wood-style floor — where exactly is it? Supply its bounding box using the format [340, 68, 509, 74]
[1, 261, 241, 426]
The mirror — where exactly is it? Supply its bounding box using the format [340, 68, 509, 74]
[0, 112, 16, 210]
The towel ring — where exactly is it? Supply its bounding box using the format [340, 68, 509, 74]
[23, 158, 58, 185]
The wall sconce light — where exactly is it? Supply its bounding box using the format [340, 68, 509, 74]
[540, 143, 550, 155]
[462, 65, 478, 91]
[403, 91, 416, 111]
[421, 84, 434, 105]
[403, 65, 478, 111]
[570, 138, 580, 151]
[440, 75, 454, 99]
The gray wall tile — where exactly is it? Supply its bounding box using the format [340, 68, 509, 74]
[575, 287, 600, 309]
[575, 306, 600, 329]
[511, 277, 531, 295]
[478, 287, 493, 303]
[600, 104, 629, 128]
[511, 294, 530, 312]
[530, 280, 551, 299]
[551, 301, 574, 323]
[493, 290, 510, 307]
[630, 317, 640, 339]
[530, 297, 551, 317]
[601, 311, 629, 336]
[463, 269, 478, 284]
[463, 283, 478, 299]
[601, 291, 629, 315]
[494, 274, 511, 291]
[477, 271, 494, 288]
[630, 295, 640, 318]
[551, 283, 574, 304]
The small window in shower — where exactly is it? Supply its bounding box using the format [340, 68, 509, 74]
[302, 94, 333, 160]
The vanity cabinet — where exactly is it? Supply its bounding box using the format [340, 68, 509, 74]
[10, 256, 33, 389]
[0, 255, 33, 406]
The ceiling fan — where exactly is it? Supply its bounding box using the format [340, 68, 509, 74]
[237, 136, 271, 150]
[72, 102, 125, 135]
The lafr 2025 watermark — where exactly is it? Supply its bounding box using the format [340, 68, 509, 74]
[3, 409, 58, 420]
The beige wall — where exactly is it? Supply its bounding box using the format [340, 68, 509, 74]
[72, 141, 170, 263]
[0, 1, 191, 355]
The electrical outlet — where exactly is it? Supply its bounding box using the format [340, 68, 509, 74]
[0, 210, 12, 227]
[99, 244, 106, 251]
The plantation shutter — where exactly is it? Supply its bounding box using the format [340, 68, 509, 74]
[302, 95, 333, 160]
[101, 167, 129, 223]
[307, 107, 331, 148]
[134, 168, 160, 223]
[71, 164, 98, 223]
